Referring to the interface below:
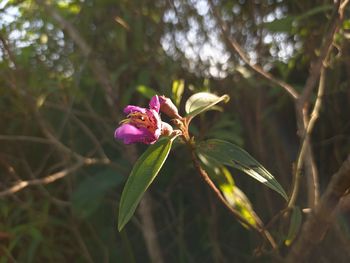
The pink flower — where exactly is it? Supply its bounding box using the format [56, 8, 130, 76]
[115, 96, 165, 144]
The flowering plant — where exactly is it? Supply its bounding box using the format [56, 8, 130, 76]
[115, 95, 170, 144]
[116, 92, 287, 248]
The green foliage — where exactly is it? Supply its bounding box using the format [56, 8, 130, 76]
[185, 92, 230, 119]
[198, 154, 258, 228]
[136, 85, 157, 99]
[285, 206, 302, 246]
[197, 139, 288, 200]
[172, 79, 185, 106]
[205, 115, 243, 146]
[264, 5, 333, 33]
[1, 0, 349, 261]
[71, 168, 124, 218]
[118, 137, 175, 231]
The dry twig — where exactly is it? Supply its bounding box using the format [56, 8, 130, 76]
[0, 158, 110, 197]
[289, 0, 349, 208]
[286, 155, 350, 262]
[208, 0, 299, 99]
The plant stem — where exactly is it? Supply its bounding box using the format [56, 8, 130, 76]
[188, 143, 277, 249]
[174, 114, 278, 249]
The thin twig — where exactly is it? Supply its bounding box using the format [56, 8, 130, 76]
[0, 158, 110, 197]
[36, 0, 116, 110]
[208, 0, 299, 100]
[286, 154, 350, 262]
[69, 113, 109, 160]
[288, 0, 349, 208]
[34, 110, 86, 161]
[298, 0, 348, 107]
[36, 3, 165, 262]
[0, 135, 51, 144]
[288, 67, 326, 208]
[138, 193, 165, 263]
[71, 223, 95, 263]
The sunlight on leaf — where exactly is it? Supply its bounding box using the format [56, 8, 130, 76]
[197, 139, 288, 200]
[118, 136, 176, 231]
[185, 92, 229, 119]
[285, 206, 302, 246]
[172, 79, 184, 106]
[198, 154, 258, 227]
[57, 1, 81, 14]
[136, 85, 157, 99]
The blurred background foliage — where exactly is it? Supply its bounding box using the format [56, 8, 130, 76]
[0, 0, 349, 262]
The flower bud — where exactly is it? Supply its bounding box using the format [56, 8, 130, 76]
[161, 121, 173, 136]
[159, 95, 182, 119]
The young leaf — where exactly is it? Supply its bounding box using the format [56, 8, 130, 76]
[172, 79, 185, 106]
[285, 206, 302, 246]
[197, 139, 288, 200]
[136, 85, 157, 99]
[185, 92, 230, 119]
[198, 154, 258, 228]
[118, 137, 174, 231]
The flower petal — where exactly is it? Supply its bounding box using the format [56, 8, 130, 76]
[115, 123, 157, 144]
[149, 95, 160, 113]
[147, 109, 162, 136]
[161, 121, 173, 136]
[124, 105, 147, 115]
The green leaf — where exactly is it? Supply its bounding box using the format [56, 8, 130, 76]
[172, 79, 185, 106]
[185, 92, 230, 119]
[71, 168, 124, 218]
[197, 139, 288, 200]
[264, 16, 295, 33]
[118, 137, 174, 231]
[198, 154, 258, 228]
[296, 5, 333, 21]
[285, 206, 302, 246]
[136, 85, 157, 99]
[27, 227, 42, 263]
[264, 5, 333, 33]
[205, 115, 243, 146]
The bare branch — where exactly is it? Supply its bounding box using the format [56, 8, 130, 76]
[286, 154, 350, 262]
[138, 193, 165, 263]
[36, 0, 117, 110]
[208, 0, 299, 100]
[0, 135, 51, 144]
[0, 158, 110, 197]
[298, 0, 348, 107]
[289, 0, 349, 208]
[288, 66, 326, 208]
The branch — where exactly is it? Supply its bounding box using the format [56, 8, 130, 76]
[289, 0, 349, 208]
[0, 135, 51, 144]
[36, 0, 116, 110]
[0, 158, 110, 197]
[288, 66, 326, 208]
[298, 0, 349, 107]
[124, 146, 165, 263]
[208, 0, 299, 100]
[138, 193, 165, 263]
[35, 3, 165, 261]
[286, 154, 350, 262]
[190, 149, 278, 249]
[34, 109, 87, 161]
